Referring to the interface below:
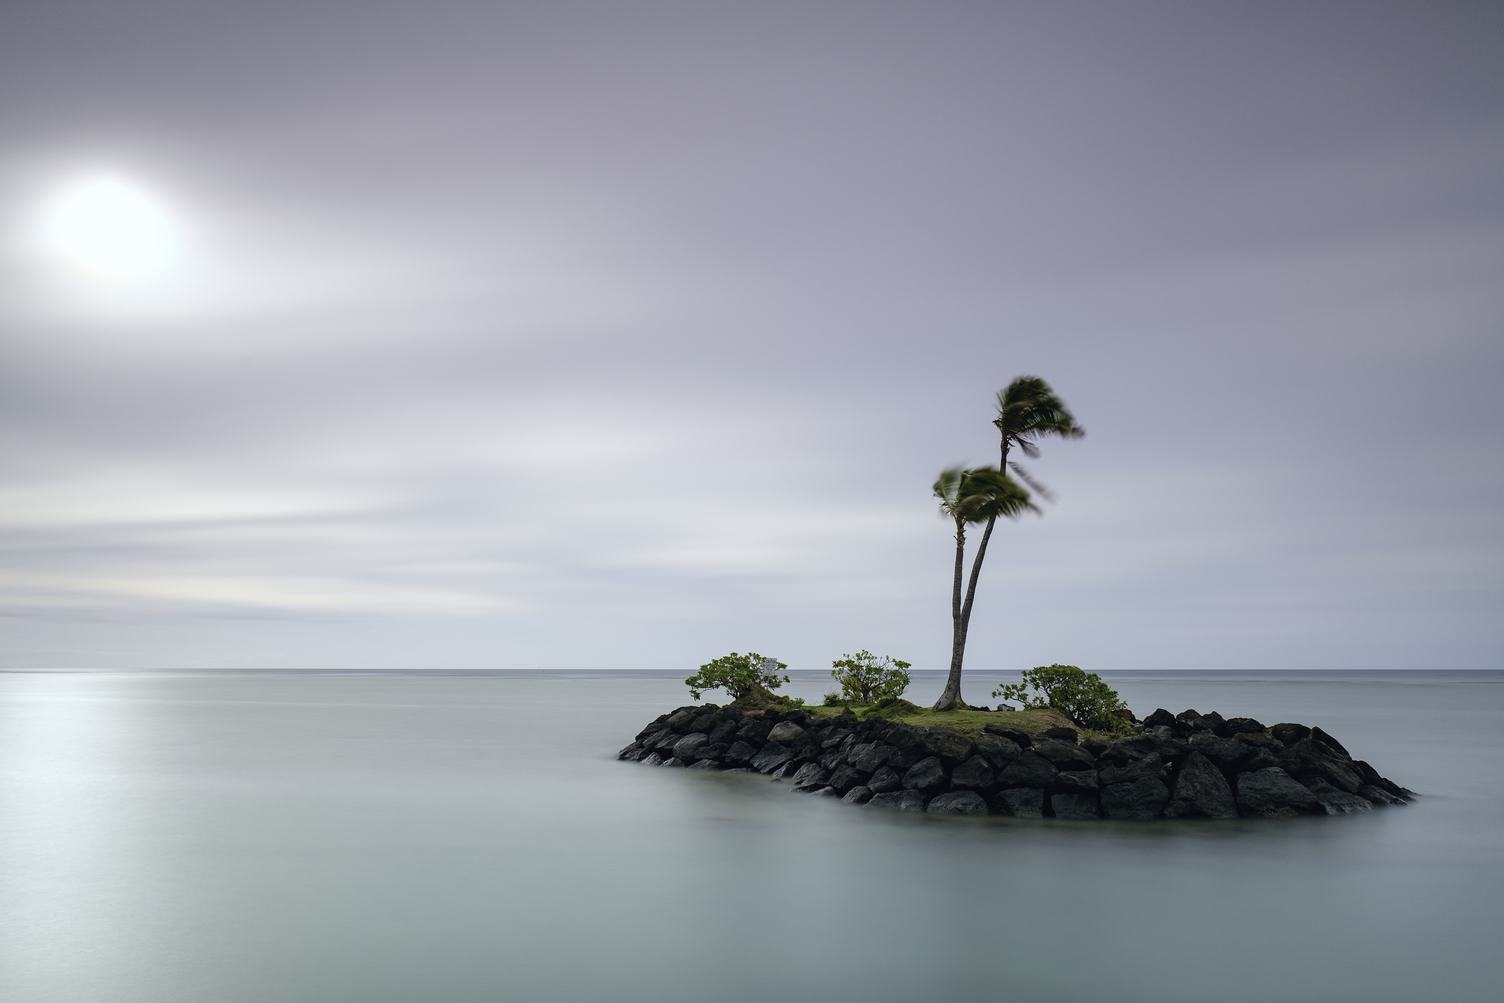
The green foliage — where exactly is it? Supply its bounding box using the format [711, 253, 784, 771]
[933, 466, 1038, 527]
[821, 691, 845, 707]
[992, 664, 1129, 732]
[830, 650, 912, 704]
[684, 651, 789, 702]
[860, 696, 925, 720]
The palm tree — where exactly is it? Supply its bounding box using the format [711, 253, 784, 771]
[992, 376, 1085, 498]
[932, 466, 1039, 710]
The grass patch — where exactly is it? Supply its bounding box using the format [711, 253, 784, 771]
[805, 701, 1115, 740]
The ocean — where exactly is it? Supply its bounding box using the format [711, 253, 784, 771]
[2, 668, 1500, 1002]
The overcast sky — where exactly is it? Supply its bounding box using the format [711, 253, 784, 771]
[1, 1, 1500, 671]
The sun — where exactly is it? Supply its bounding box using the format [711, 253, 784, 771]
[35, 172, 186, 285]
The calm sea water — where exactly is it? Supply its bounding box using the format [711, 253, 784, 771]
[2, 669, 1501, 1002]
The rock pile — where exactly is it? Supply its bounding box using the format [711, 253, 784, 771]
[617, 704, 1415, 819]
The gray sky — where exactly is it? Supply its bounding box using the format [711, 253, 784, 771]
[2, 1, 1501, 671]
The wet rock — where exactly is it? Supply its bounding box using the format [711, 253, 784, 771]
[1101, 775, 1170, 818]
[842, 785, 874, 805]
[1309, 726, 1351, 759]
[867, 789, 929, 812]
[661, 758, 686, 768]
[640, 751, 664, 767]
[1269, 723, 1310, 746]
[991, 787, 1045, 817]
[917, 728, 974, 764]
[617, 743, 645, 761]
[927, 791, 989, 816]
[1142, 708, 1176, 729]
[1174, 709, 1209, 734]
[750, 743, 794, 774]
[826, 765, 868, 794]
[866, 766, 902, 794]
[1358, 784, 1404, 806]
[687, 758, 720, 770]
[1221, 716, 1265, 736]
[1235, 767, 1320, 817]
[974, 732, 1023, 768]
[1282, 738, 1363, 794]
[847, 741, 894, 773]
[997, 751, 1057, 789]
[1042, 727, 1078, 742]
[1164, 751, 1237, 818]
[1098, 751, 1164, 786]
[665, 707, 699, 732]
[1200, 711, 1226, 735]
[1054, 770, 1098, 793]
[791, 762, 830, 791]
[949, 755, 996, 790]
[983, 724, 1033, 748]
[672, 733, 711, 762]
[1050, 792, 1100, 819]
[1307, 778, 1374, 815]
[767, 721, 807, 745]
[902, 756, 950, 794]
[1032, 738, 1096, 773]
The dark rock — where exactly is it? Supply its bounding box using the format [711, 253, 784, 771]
[1054, 770, 1099, 793]
[927, 791, 989, 816]
[1358, 784, 1404, 806]
[791, 762, 830, 791]
[818, 749, 846, 771]
[687, 759, 720, 770]
[847, 741, 894, 773]
[867, 789, 929, 812]
[1142, 708, 1176, 729]
[665, 707, 699, 732]
[991, 787, 1045, 817]
[635, 713, 671, 740]
[1081, 738, 1110, 757]
[750, 743, 794, 774]
[1101, 775, 1171, 818]
[1307, 778, 1374, 815]
[983, 724, 1033, 748]
[640, 752, 664, 767]
[768, 721, 807, 745]
[917, 728, 974, 764]
[886, 747, 921, 772]
[1165, 751, 1238, 818]
[842, 786, 874, 805]
[1098, 752, 1164, 786]
[1188, 732, 1259, 775]
[1100, 734, 1164, 763]
[1174, 709, 1208, 734]
[1309, 726, 1351, 759]
[1142, 728, 1192, 759]
[724, 767, 753, 773]
[1032, 738, 1096, 772]
[1042, 727, 1078, 742]
[661, 758, 686, 768]
[973, 732, 1023, 768]
[949, 755, 996, 790]
[1113, 708, 1138, 727]
[651, 730, 683, 752]
[721, 740, 756, 767]
[1282, 738, 1362, 794]
[1269, 723, 1310, 746]
[997, 751, 1058, 789]
[867, 766, 902, 794]
[811, 786, 841, 797]
[902, 756, 950, 794]
[826, 765, 868, 794]
[689, 711, 718, 732]
[820, 729, 853, 750]
[773, 760, 801, 780]
[1200, 711, 1226, 736]
[672, 733, 711, 762]
[1050, 792, 1101, 819]
[706, 718, 740, 745]
[1230, 733, 1282, 771]
[1235, 767, 1320, 817]
[617, 743, 645, 761]
[1222, 716, 1265, 736]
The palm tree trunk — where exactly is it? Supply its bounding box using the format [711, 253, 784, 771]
[933, 519, 967, 710]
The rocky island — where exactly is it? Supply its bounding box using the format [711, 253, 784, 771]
[618, 703, 1415, 819]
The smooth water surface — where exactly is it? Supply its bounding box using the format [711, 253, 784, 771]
[2, 669, 1501, 1002]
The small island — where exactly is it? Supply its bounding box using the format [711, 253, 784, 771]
[618, 697, 1415, 820]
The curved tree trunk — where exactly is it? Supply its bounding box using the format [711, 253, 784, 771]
[933, 519, 968, 710]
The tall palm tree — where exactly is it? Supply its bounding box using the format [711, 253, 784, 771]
[992, 376, 1085, 498]
[932, 466, 1039, 711]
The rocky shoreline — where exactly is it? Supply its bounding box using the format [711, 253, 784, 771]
[617, 704, 1415, 819]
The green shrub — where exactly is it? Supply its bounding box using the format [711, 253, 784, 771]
[830, 650, 912, 705]
[822, 691, 845, 707]
[992, 664, 1128, 732]
[685, 651, 790, 702]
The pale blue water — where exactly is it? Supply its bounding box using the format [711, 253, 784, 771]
[2, 669, 1501, 1002]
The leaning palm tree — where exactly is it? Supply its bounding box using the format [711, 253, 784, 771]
[932, 466, 1039, 710]
[992, 376, 1085, 499]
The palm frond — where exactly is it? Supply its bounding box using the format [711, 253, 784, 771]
[1008, 461, 1055, 502]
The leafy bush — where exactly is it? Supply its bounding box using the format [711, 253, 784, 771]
[830, 650, 912, 705]
[822, 691, 845, 707]
[685, 651, 790, 702]
[992, 664, 1128, 732]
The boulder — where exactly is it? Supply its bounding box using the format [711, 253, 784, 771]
[1221, 716, 1265, 736]
[1173, 709, 1209, 734]
[661, 758, 686, 768]
[665, 707, 699, 732]
[1309, 726, 1352, 758]
[791, 762, 830, 791]
[1098, 752, 1164, 786]
[902, 756, 950, 794]
[826, 765, 868, 794]
[707, 717, 740, 745]
[672, 733, 711, 762]
[617, 743, 645, 761]
[1054, 770, 1099, 793]
[750, 743, 794, 774]
[689, 710, 719, 732]
[1042, 727, 1079, 742]
[867, 789, 929, 812]
[640, 752, 664, 767]
[949, 755, 996, 791]
[1188, 732, 1260, 775]
[1032, 738, 1096, 773]
[842, 786, 874, 805]
[917, 728, 974, 764]
[846, 741, 895, 773]
[1200, 711, 1226, 735]
[927, 791, 989, 816]
[867, 766, 902, 794]
[1235, 767, 1320, 817]
[1050, 792, 1101, 820]
[651, 730, 683, 751]
[1142, 708, 1176, 729]
[1281, 738, 1363, 793]
[991, 787, 1045, 817]
[1164, 751, 1237, 818]
[997, 750, 1058, 789]
[721, 740, 757, 767]
[768, 721, 807, 745]
[1306, 778, 1374, 815]
[687, 759, 720, 770]
[1358, 784, 1404, 806]
[1101, 775, 1170, 818]
[983, 724, 1033, 748]
[973, 732, 1023, 768]
[1269, 723, 1310, 746]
